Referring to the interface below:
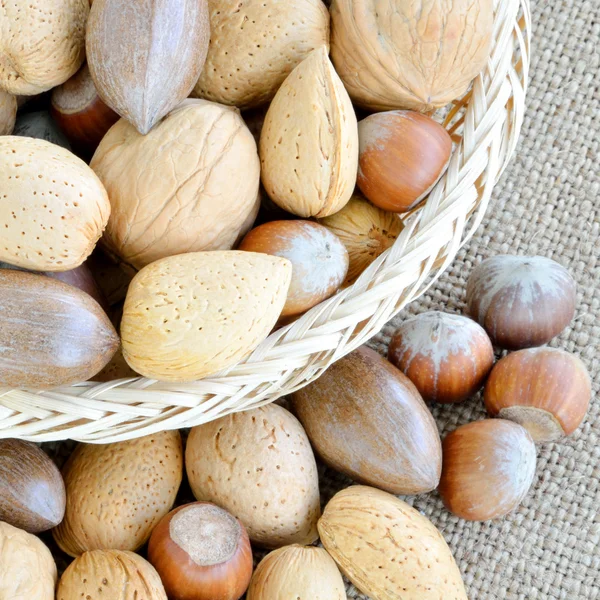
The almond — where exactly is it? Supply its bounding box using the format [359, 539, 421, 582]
[57, 550, 167, 600]
[260, 47, 359, 218]
[194, 0, 330, 109]
[0, 136, 109, 271]
[0, 0, 88, 95]
[53, 431, 183, 557]
[120, 251, 291, 382]
[87, 0, 210, 134]
[319, 486, 468, 600]
[186, 404, 321, 548]
[91, 100, 260, 270]
[0, 90, 17, 135]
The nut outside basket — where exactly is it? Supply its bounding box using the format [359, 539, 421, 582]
[0, 0, 531, 443]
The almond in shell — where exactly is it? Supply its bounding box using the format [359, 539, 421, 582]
[0, 90, 17, 135]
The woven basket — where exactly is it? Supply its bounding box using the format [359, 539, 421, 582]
[0, 0, 531, 444]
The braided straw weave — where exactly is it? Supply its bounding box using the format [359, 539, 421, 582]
[0, 0, 531, 443]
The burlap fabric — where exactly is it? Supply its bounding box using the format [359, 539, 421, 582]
[323, 0, 599, 597]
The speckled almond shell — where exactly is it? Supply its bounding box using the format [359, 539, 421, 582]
[91, 100, 260, 270]
[0, 270, 119, 389]
[86, 0, 210, 134]
[260, 46, 359, 218]
[186, 404, 321, 548]
[330, 0, 494, 112]
[120, 251, 291, 382]
[0, 0, 88, 95]
[0, 90, 17, 135]
[246, 545, 346, 600]
[53, 431, 182, 557]
[193, 0, 330, 109]
[318, 486, 468, 600]
[57, 550, 167, 600]
[0, 136, 110, 271]
[0, 521, 57, 600]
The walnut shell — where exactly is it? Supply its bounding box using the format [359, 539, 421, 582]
[260, 47, 359, 218]
[87, 0, 210, 134]
[318, 194, 403, 285]
[330, 0, 494, 112]
[0, 0, 88, 95]
[120, 251, 291, 381]
[194, 0, 330, 109]
[53, 431, 183, 557]
[91, 100, 260, 270]
[0, 90, 17, 135]
[57, 550, 167, 600]
[0, 136, 110, 272]
[186, 404, 321, 548]
[0, 521, 57, 600]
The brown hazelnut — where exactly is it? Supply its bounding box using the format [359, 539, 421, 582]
[357, 111, 452, 212]
[148, 502, 253, 600]
[438, 419, 537, 521]
[466, 255, 577, 349]
[388, 312, 494, 403]
[484, 347, 591, 442]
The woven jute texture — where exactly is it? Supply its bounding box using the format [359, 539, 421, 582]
[323, 0, 598, 598]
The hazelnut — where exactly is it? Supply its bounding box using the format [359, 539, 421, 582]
[148, 502, 253, 600]
[438, 419, 537, 521]
[357, 111, 452, 212]
[466, 255, 577, 349]
[388, 312, 494, 403]
[484, 347, 591, 442]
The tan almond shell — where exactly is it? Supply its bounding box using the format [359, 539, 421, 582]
[91, 100, 260, 271]
[0, 90, 17, 135]
[260, 46, 359, 218]
[86, 0, 210, 134]
[246, 545, 346, 600]
[0, 522, 57, 600]
[194, 0, 330, 109]
[318, 194, 404, 285]
[330, 0, 494, 112]
[120, 251, 291, 382]
[57, 550, 167, 600]
[186, 404, 321, 548]
[319, 486, 468, 600]
[0, 136, 110, 271]
[53, 431, 183, 557]
[0, 0, 88, 95]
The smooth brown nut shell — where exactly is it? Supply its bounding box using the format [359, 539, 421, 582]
[87, 0, 210, 134]
[0, 521, 57, 600]
[91, 100, 260, 270]
[186, 404, 321, 548]
[260, 47, 358, 218]
[0, 270, 118, 389]
[57, 550, 167, 600]
[148, 502, 253, 600]
[246, 544, 345, 600]
[317, 194, 403, 285]
[51, 63, 119, 160]
[466, 255, 577, 349]
[194, 0, 330, 109]
[0, 90, 17, 135]
[0, 136, 110, 272]
[318, 485, 467, 599]
[358, 111, 452, 212]
[330, 0, 494, 112]
[484, 347, 591, 442]
[12, 111, 72, 149]
[388, 311, 494, 403]
[0, 0, 88, 95]
[92, 346, 139, 381]
[0, 439, 65, 533]
[292, 346, 442, 494]
[438, 419, 537, 521]
[239, 220, 349, 317]
[53, 431, 183, 557]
